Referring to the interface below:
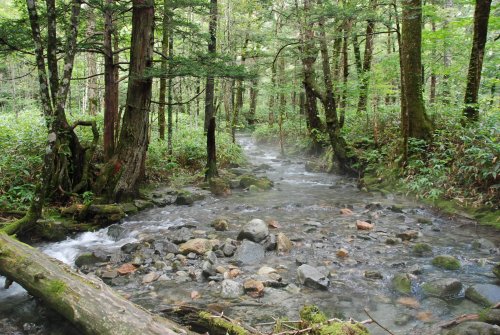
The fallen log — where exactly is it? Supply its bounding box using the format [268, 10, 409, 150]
[0, 232, 193, 335]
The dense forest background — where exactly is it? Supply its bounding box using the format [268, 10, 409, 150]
[0, 0, 498, 232]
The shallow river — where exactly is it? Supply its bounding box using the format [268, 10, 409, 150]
[1, 134, 499, 335]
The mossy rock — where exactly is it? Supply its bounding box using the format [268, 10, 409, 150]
[412, 243, 433, 257]
[493, 263, 500, 279]
[75, 252, 108, 267]
[392, 273, 412, 294]
[175, 191, 194, 206]
[133, 200, 154, 211]
[300, 305, 328, 324]
[421, 278, 463, 299]
[119, 202, 139, 215]
[209, 177, 231, 196]
[239, 174, 260, 188]
[299, 305, 368, 335]
[432, 255, 461, 270]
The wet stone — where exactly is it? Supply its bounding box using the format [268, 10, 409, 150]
[237, 218, 269, 243]
[422, 278, 463, 299]
[121, 242, 141, 254]
[170, 227, 194, 244]
[220, 279, 244, 299]
[465, 284, 500, 307]
[233, 240, 265, 265]
[364, 271, 383, 280]
[107, 224, 126, 241]
[297, 264, 330, 290]
[397, 230, 420, 241]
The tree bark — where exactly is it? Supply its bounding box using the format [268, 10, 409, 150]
[85, 8, 98, 115]
[0, 233, 192, 335]
[463, 0, 492, 122]
[247, 79, 258, 126]
[104, 0, 119, 160]
[158, 0, 170, 141]
[401, 0, 433, 140]
[204, 0, 218, 180]
[97, 0, 154, 202]
[357, 0, 376, 114]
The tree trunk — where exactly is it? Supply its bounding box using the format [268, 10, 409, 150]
[401, 0, 433, 140]
[204, 0, 218, 180]
[463, 0, 492, 122]
[0, 233, 192, 335]
[299, 0, 324, 154]
[104, 0, 119, 160]
[86, 8, 98, 115]
[97, 0, 154, 202]
[158, 0, 170, 141]
[357, 0, 376, 114]
[278, 56, 286, 156]
[247, 79, 258, 125]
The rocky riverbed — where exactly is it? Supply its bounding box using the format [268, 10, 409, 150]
[1, 134, 499, 335]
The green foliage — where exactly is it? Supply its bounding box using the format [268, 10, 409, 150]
[147, 114, 246, 184]
[0, 110, 45, 210]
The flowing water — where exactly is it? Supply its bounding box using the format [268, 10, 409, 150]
[1, 134, 499, 335]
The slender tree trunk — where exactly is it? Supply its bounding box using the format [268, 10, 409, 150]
[357, 0, 376, 113]
[463, 0, 492, 122]
[158, 0, 170, 141]
[86, 8, 98, 115]
[401, 0, 433, 140]
[278, 56, 286, 156]
[204, 0, 218, 180]
[98, 0, 154, 202]
[268, 65, 276, 126]
[167, 30, 174, 156]
[442, 0, 453, 104]
[247, 79, 258, 125]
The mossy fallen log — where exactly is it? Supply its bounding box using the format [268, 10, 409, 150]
[0, 232, 192, 335]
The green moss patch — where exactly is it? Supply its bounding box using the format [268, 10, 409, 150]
[432, 255, 461, 270]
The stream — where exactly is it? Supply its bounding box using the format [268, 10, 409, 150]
[1, 134, 499, 335]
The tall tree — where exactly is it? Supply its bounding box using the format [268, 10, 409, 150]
[103, 0, 119, 160]
[463, 0, 492, 122]
[97, 0, 154, 201]
[357, 0, 377, 114]
[400, 0, 433, 140]
[204, 0, 218, 180]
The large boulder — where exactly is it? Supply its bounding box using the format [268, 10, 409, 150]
[465, 284, 500, 307]
[297, 264, 330, 290]
[237, 219, 269, 243]
[422, 278, 463, 299]
[233, 240, 265, 265]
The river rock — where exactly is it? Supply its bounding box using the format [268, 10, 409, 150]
[412, 243, 433, 257]
[243, 279, 265, 298]
[220, 279, 244, 298]
[392, 273, 413, 294]
[179, 238, 212, 255]
[202, 261, 217, 278]
[276, 233, 293, 253]
[422, 278, 463, 299]
[209, 178, 231, 196]
[482, 308, 500, 325]
[107, 224, 126, 241]
[356, 220, 374, 230]
[142, 272, 160, 284]
[445, 321, 500, 335]
[258, 266, 278, 275]
[233, 240, 265, 265]
[336, 248, 349, 258]
[101, 269, 118, 279]
[133, 199, 154, 211]
[494, 263, 500, 279]
[237, 219, 269, 242]
[397, 230, 419, 241]
[171, 227, 194, 244]
[222, 239, 237, 257]
[211, 217, 229, 231]
[432, 255, 461, 270]
[365, 271, 383, 280]
[119, 202, 139, 215]
[175, 192, 194, 206]
[75, 252, 109, 268]
[472, 238, 497, 253]
[465, 284, 500, 307]
[297, 264, 329, 290]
